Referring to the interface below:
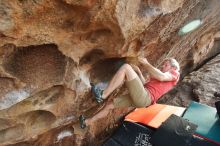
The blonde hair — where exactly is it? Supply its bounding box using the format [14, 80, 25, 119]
[164, 58, 180, 71]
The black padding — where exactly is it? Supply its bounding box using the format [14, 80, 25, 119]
[102, 138, 121, 146]
[111, 121, 154, 146]
[152, 114, 198, 146]
[215, 101, 220, 117]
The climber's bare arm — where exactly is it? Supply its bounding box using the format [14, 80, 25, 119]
[138, 57, 174, 81]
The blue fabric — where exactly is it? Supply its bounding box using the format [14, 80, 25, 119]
[183, 101, 220, 144]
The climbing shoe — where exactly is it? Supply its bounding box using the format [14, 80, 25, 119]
[91, 83, 104, 103]
[79, 115, 86, 129]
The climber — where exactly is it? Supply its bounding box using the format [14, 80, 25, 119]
[79, 57, 180, 129]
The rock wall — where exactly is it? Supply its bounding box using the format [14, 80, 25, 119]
[0, 0, 220, 145]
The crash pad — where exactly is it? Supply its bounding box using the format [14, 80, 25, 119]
[102, 138, 121, 146]
[190, 136, 218, 146]
[151, 114, 198, 146]
[102, 121, 154, 146]
[183, 101, 220, 145]
[125, 104, 185, 128]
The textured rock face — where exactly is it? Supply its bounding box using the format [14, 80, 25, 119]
[0, 0, 220, 145]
